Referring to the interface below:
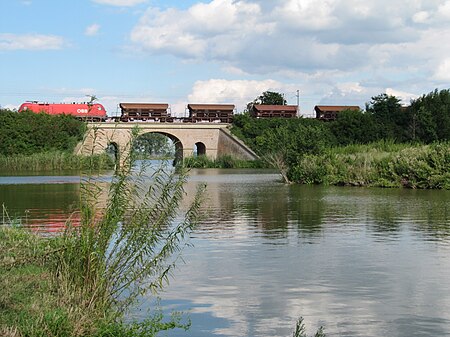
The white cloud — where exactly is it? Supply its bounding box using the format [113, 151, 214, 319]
[92, 0, 147, 6]
[433, 58, 450, 81]
[187, 79, 296, 113]
[85, 24, 101, 36]
[0, 33, 65, 51]
[412, 11, 430, 23]
[385, 88, 418, 105]
[273, 0, 339, 31]
[128, 0, 443, 75]
[437, 1, 450, 18]
[126, 0, 450, 112]
[130, 0, 273, 60]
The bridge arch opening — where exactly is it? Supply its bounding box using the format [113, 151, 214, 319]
[194, 142, 206, 156]
[133, 131, 182, 166]
[106, 142, 119, 162]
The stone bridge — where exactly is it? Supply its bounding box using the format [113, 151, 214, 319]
[75, 122, 258, 165]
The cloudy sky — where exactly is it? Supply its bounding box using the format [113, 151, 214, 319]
[1, 0, 449, 116]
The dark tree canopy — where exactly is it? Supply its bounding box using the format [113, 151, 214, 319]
[409, 88, 450, 142]
[0, 110, 85, 156]
[245, 91, 287, 113]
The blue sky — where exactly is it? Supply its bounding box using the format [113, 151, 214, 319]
[1, 0, 449, 117]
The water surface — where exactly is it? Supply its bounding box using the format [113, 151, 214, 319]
[1, 169, 449, 336]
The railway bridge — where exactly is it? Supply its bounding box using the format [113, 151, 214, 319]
[75, 122, 258, 165]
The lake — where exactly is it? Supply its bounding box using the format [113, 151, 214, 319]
[1, 168, 449, 336]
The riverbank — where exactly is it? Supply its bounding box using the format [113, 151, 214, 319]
[0, 161, 203, 337]
[0, 151, 114, 172]
[290, 142, 450, 189]
[183, 154, 266, 169]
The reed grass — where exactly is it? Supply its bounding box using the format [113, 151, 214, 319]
[0, 128, 206, 336]
[0, 151, 114, 172]
[183, 154, 266, 169]
[291, 142, 450, 189]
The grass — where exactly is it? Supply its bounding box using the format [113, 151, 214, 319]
[183, 154, 266, 169]
[0, 151, 114, 172]
[0, 129, 206, 336]
[290, 141, 450, 189]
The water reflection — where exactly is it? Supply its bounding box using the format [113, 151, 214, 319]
[1, 169, 450, 336]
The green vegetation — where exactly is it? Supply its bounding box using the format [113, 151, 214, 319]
[245, 90, 287, 113]
[290, 142, 450, 189]
[231, 114, 334, 182]
[183, 154, 265, 169]
[0, 151, 114, 171]
[0, 110, 86, 156]
[292, 317, 325, 337]
[231, 88, 450, 188]
[133, 132, 175, 159]
[330, 89, 450, 145]
[0, 110, 114, 171]
[0, 140, 205, 336]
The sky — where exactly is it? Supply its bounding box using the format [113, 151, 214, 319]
[1, 0, 449, 117]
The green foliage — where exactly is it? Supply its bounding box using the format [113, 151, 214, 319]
[289, 142, 450, 189]
[365, 93, 410, 141]
[133, 133, 175, 159]
[292, 317, 325, 337]
[0, 151, 114, 171]
[231, 115, 335, 182]
[183, 154, 265, 169]
[0, 110, 86, 156]
[409, 88, 450, 142]
[245, 90, 287, 113]
[0, 131, 206, 336]
[328, 108, 378, 145]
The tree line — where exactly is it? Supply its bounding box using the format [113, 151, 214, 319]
[333, 89, 450, 145]
[0, 110, 86, 156]
[233, 88, 450, 152]
[231, 88, 450, 186]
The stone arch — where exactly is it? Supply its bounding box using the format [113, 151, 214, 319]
[137, 131, 183, 166]
[106, 142, 119, 162]
[195, 142, 206, 156]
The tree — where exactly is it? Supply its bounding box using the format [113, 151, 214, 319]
[246, 91, 287, 113]
[409, 89, 450, 142]
[365, 93, 408, 141]
[329, 108, 378, 145]
[133, 132, 174, 158]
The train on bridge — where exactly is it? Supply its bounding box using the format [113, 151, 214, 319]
[18, 101, 360, 122]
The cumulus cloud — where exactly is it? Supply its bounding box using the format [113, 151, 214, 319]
[433, 58, 450, 81]
[125, 0, 450, 113]
[187, 79, 297, 113]
[92, 0, 147, 6]
[0, 33, 65, 50]
[386, 88, 419, 104]
[129, 0, 450, 77]
[130, 0, 273, 61]
[85, 24, 101, 36]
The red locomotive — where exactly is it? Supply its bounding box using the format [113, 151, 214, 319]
[18, 101, 107, 121]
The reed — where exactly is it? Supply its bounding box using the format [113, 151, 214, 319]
[0, 151, 114, 171]
[183, 154, 265, 169]
[290, 142, 450, 189]
[0, 129, 206, 336]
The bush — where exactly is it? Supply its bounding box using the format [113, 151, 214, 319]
[0, 111, 85, 156]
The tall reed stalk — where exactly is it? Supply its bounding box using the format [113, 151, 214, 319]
[49, 127, 205, 335]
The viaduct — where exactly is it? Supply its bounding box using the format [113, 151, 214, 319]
[75, 122, 258, 165]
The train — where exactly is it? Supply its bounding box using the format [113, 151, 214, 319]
[18, 101, 357, 123]
[18, 101, 241, 123]
[18, 101, 108, 121]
